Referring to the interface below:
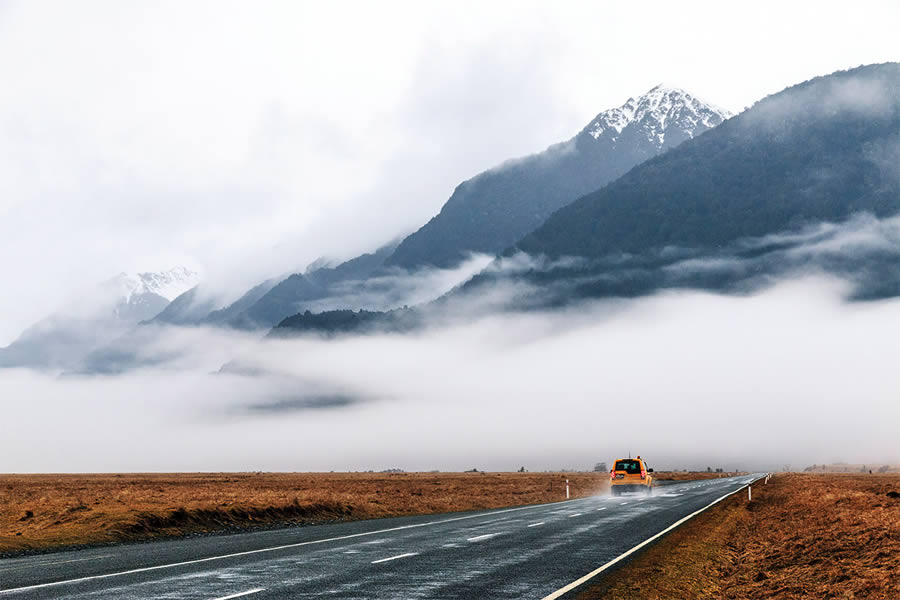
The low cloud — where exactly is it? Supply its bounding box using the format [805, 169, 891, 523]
[483, 212, 900, 304]
[2, 272, 899, 473]
[746, 67, 898, 128]
[4, 215, 900, 473]
[661, 212, 900, 299]
[302, 253, 494, 314]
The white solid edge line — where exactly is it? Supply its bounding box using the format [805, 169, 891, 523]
[0, 498, 578, 596]
[211, 589, 264, 600]
[370, 552, 418, 564]
[539, 476, 764, 600]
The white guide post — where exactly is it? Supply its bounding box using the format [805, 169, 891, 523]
[748, 485, 752, 501]
[566, 479, 570, 499]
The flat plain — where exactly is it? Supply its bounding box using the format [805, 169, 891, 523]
[1, 471, 615, 554]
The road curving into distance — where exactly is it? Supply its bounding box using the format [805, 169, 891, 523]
[0, 474, 765, 599]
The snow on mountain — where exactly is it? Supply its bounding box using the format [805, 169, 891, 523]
[585, 84, 733, 147]
[107, 267, 200, 303]
[0, 267, 200, 370]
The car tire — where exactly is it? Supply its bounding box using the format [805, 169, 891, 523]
[646, 485, 653, 496]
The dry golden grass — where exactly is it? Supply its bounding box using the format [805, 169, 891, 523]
[578, 473, 900, 600]
[0, 472, 607, 554]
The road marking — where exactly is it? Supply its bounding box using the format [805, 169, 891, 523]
[539, 476, 764, 600]
[527, 522, 545, 528]
[619, 502, 628, 505]
[467, 533, 502, 542]
[0, 554, 113, 572]
[472, 516, 516, 525]
[596, 507, 607, 511]
[371, 552, 418, 564]
[568, 513, 582, 518]
[0, 499, 576, 595]
[212, 589, 264, 600]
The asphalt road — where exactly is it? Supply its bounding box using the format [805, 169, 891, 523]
[0, 474, 763, 599]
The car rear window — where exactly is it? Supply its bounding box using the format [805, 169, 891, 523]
[615, 460, 642, 474]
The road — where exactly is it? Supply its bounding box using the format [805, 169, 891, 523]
[0, 474, 763, 599]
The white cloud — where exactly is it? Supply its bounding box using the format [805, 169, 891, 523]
[2, 277, 898, 472]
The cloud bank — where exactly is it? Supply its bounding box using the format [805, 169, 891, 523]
[3, 275, 898, 473]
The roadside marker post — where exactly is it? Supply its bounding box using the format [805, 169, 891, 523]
[566, 479, 570, 499]
[748, 485, 752, 501]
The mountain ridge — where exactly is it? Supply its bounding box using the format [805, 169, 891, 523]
[136, 85, 729, 333]
[272, 63, 900, 336]
[384, 85, 729, 270]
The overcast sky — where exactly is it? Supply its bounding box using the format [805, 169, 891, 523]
[1, 0, 899, 343]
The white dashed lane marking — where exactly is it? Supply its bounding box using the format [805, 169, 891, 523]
[211, 589, 264, 600]
[371, 553, 418, 564]
[467, 533, 502, 543]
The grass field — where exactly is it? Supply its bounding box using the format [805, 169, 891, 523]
[1, 471, 610, 554]
[578, 473, 900, 599]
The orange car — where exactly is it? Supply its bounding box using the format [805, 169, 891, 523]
[610, 456, 654, 496]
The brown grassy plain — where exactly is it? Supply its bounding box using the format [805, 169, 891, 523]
[0, 471, 607, 554]
[578, 473, 900, 599]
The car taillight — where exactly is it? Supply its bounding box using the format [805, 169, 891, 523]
[641, 470, 646, 479]
[610, 470, 615, 480]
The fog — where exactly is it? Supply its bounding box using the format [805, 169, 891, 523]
[3, 276, 898, 473]
[300, 253, 494, 314]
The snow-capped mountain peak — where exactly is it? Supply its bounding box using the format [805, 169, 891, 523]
[108, 267, 200, 303]
[585, 85, 732, 147]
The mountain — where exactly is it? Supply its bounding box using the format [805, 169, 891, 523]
[273, 63, 900, 336]
[500, 63, 900, 300]
[203, 277, 281, 326]
[384, 85, 731, 269]
[206, 240, 401, 330]
[0, 268, 199, 369]
[113, 267, 199, 305]
[148, 87, 728, 333]
[145, 285, 217, 326]
[228, 273, 327, 329]
[270, 307, 422, 338]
